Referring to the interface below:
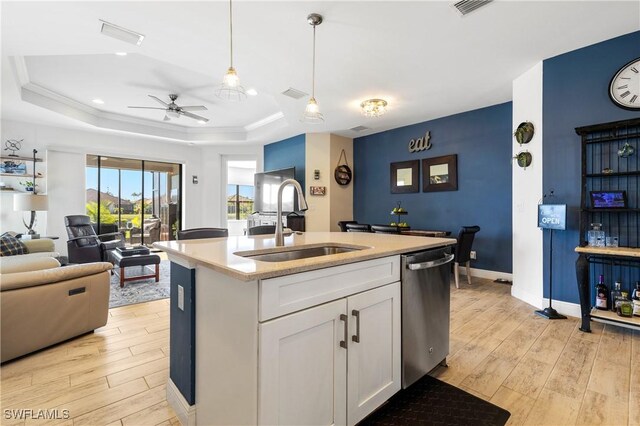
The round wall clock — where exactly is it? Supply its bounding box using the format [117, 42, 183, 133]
[609, 57, 640, 110]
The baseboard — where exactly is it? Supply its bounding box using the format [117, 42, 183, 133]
[167, 379, 196, 426]
[456, 266, 513, 281]
[541, 298, 581, 319]
[511, 286, 543, 310]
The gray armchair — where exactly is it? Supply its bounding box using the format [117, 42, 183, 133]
[130, 217, 162, 246]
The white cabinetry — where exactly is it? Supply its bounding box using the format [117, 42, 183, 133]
[258, 282, 401, 426]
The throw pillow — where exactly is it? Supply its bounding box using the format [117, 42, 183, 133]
[0, 235, 28, 256]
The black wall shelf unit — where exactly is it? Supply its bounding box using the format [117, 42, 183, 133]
[575, 117, 640, 333]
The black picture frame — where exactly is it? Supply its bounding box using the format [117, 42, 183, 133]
[390, 160, 419, 193]
[422, 154, 458, 192]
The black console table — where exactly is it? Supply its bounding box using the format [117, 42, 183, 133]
[575, 246, 640, 332]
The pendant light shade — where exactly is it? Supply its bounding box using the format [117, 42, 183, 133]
[301, 13, 324, 123]
[216, 0, 246, 101]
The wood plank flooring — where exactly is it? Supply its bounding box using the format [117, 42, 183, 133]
[1, 278, 638, 425]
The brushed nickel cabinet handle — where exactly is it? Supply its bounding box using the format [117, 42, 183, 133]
[340, 314, 348, 349]
[352, 309, 360, 343]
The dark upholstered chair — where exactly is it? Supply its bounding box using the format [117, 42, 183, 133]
[247, 225, 276, 236]
[65, 215, 125, 264]
[453, 225, 481, 288]
[371, 225, 402, 234]
[177, 227, 229, 240]
[346, 223, 372, 233]
[337, 221, 358, 232]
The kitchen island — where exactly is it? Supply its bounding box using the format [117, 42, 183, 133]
[154, 232, 456, 426]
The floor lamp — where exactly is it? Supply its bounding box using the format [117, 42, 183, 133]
[536, 203, 567, 320]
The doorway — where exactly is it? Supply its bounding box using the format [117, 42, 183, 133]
[86, 155, 182, 246]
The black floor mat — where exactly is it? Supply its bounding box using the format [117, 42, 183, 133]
[359, 375, 511, 426]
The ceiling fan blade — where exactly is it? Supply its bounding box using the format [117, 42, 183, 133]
[179, 106, 208, 111]
[128, 106, 168, 110]
[148, 95, 169, 107]
[181, 111, 209, 122]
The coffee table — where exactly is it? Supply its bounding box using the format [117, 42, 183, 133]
[110, 250, 161, 288]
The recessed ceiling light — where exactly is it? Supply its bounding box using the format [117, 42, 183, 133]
[99, 19, 145, 46]
[246, 88, 258, 96]
[92, 98, 105, 104]
[115, 52, 128, 56]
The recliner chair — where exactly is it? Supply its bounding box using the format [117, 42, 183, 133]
[65, 215, 125, 264]
[453, 225, 481, 289]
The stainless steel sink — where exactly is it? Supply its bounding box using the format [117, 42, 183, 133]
[238, 245, 365, 262]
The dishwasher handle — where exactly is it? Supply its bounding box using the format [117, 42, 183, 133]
[406, 253, 455, 271]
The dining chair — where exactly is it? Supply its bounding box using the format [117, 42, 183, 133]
[346, 223, 371, 233]
[453, 225, 481, 289]
[371, 224, 401, 234]
[337, 221, 358, 232]
[177, 227, 229, 240]
[247, 225, 276, 236]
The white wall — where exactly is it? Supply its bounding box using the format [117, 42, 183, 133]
[511, 62, 544, 309]
[1, 119, 263, 254]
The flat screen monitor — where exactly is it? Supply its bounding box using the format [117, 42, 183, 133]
[589, 190, 627, 209]
[538, 204, 567, 230]
[254, 167, 297, 213]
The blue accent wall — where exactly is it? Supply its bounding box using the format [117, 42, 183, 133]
[264, 134, 306, 191]
[170, 263, 196, 405]
[354, 102, 513, 273]
[543, 31, 640, 304]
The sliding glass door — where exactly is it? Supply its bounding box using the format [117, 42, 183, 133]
[86, 155, 182, 246]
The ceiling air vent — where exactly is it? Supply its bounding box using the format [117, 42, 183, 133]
[453, 0, 493, 16]
[350, 126, 371, 132]
[99, 20, 145, 46]
[281, 88, 308, 100]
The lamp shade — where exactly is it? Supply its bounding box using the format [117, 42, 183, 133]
[14, 194, 48, 211]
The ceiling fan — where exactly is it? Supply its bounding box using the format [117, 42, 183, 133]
[128, 94, 209, 123]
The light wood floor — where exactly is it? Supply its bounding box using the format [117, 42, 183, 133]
[1, 278, 638, 426]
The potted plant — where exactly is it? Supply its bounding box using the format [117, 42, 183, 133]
[19, 180, 36, 192]
[514, 121, 535, 145]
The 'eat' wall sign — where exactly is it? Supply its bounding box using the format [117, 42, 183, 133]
[408, 131, 432, 153]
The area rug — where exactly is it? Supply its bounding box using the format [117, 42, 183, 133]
[109, 260, 170, 308]
[360, 375, 510, 426]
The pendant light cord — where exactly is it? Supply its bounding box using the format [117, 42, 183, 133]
[311, 24, 316, 98]
[229, 0, 234, 68]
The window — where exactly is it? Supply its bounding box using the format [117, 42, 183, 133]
[86, 155, 182, 245]
[227, 184, 255, 220]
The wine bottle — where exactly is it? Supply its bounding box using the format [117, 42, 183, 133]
[611, 281, 623, 312]
[595, 274, 608, 310]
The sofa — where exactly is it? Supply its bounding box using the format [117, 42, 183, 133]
[0, 257, 112, 363]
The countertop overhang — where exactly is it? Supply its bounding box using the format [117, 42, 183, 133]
[154, 232, 456, 281]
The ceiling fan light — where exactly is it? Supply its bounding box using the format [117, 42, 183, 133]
[360, 99, 388, 118]
[166, 110, 180, 119]
[301, 97, 324, 123]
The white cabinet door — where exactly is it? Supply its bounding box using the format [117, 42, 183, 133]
[347, 282, 401, 426]
[259, 298, 347, 426]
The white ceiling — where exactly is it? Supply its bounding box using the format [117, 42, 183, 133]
[2, 1, 639, 145]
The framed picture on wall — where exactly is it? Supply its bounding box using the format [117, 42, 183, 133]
[422, 154, 457, 192]
[390, 160, 419, 193]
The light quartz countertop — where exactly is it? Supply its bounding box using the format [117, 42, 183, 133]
[154, 232, 456, 281]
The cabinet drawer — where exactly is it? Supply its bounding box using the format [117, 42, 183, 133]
[259, 255, 400, 321]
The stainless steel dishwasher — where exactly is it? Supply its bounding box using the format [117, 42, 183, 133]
[401, 246, 454, 388]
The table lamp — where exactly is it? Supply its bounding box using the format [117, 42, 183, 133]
[14, 193, 48, 237]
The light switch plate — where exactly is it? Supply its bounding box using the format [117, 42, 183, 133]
[178, 285, 185, 311]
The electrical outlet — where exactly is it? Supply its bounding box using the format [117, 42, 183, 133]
[178, 285, 185, 311]
[470, 251, 477, 260]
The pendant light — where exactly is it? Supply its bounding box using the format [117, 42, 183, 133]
[301, 13, 324, 123]
[216, 0, 246, 101]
